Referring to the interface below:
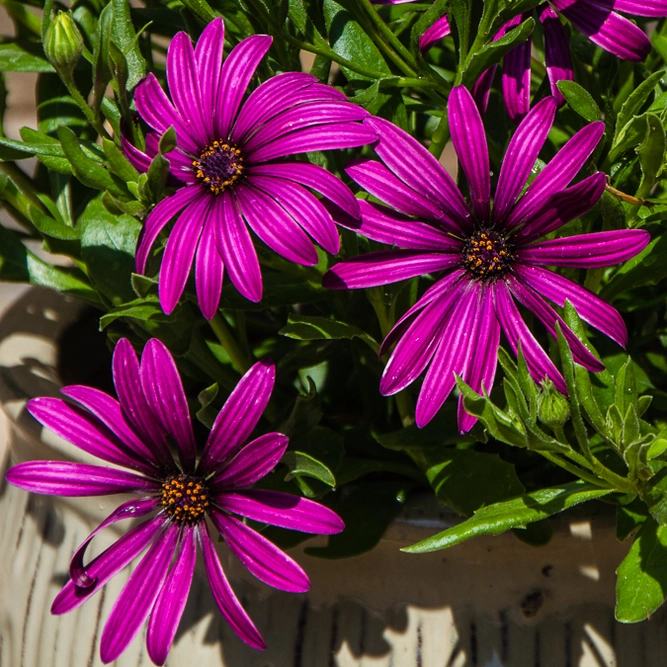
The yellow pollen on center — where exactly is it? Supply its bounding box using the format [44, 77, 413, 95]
[192, 140, 244, 195]
[160, 474, 210, 524]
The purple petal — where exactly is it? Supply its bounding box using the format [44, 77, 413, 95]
[380, 278, 466, 395]
[457, 287, 501, 433]
[419, 15, 451, 50]
[147, 527, 197, 666]
[100, 525, 179, 663]
[346, 159, 463, 232]
[248, 162, 360, 218]
[59, 386, 159, 472]
[492, 281, 567, 393]
[166, 31, 209, 147]
[121, 136, 151, 173]
[515, 264, 628, 347]
[231, 73, 345, 145]
[137, 186, 202, 274]
[515, 172, 607, 242]
[449, 86, 491, 221]
[52, 517, 164, 614]
[217, 192, 263, 302]
[216, 489, 344, 534]
[506, 121, 605, 228]
[134, 73, 199, 155]
[365, 116, 471, 230]
[112, 338, 172, 465]
[379, 269, 465, 357]
[209, 509, 309, 592]
[199, 524, 266, 650]
[415, 283, 482, 427]
[553, 0, 651, 60]
[605, 0, 667, 16]
[211, 433, 288, 490]
[195, 214, 224, 320]
[350, 200, 462, 251]
[195, 18, 225, 137]
[249, 123, 377, 163]
[199, 359, 275, 474]
[158, 194, 209, 316]
[216, 34, 273, 139]
[518, 229, 651, 267]
[69, 497, 159, 588]
[540, 6, 574, 104]
[473, 66, 497, 115]
[506, 274, 605, 371]
[494, 97, 557, 224]
[235, 184, 319, 265]
[26, 396, 152, 473]
[502, 32, 532, 124]
[247, 174, 340, 254]
[244, 102, 368, 153]
[141, 339, 196, 470]
[5, 461, 158, 496]
[324, 250, 459, 290]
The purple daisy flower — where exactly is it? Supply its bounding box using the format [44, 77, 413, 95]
[5, 338, 343, 665]
[323, 86, 650, 431]
[476, 0, 667, 122]
[124, 17, 376, 319]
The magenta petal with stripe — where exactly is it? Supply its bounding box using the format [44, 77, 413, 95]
[8, 337, 342, 663]
[327, 84, 646, 430]
[127, 16, 373, 318]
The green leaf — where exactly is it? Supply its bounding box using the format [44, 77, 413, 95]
[636, 112, 665, 200]
[283, 426, 345, 489]
[405, 446, 525, 516]
[102, 138, 139, 182]
[99, 296, 178, 329]
[323, 0, 391, 80]
[0, 39, 54, 71]
[110, 0, 146, 90]
[280, 314, 379, 353]
[617, 497, 649, 541]
[279, 377, 322, 438]
[557, 80, 601, 122]
[616, 518, 667, 622]
[58, 126, 129, 197]
[0, 224, 98, 301]
[639, 467, 667, 526]
[196, 383, 219, 429]
[220, 272, 325, 310]
[402, 481, 612, 553]
[615, 70, 665, 141]
[610, 113, 648, 161]
[460, 18, 534, 87]
[305, 481, 408, 559]
[79, 198, 142, 304]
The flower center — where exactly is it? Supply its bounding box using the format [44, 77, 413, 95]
[192, 140, 244, 195]
[461, 229, 514, 281]
[160, 473, 210, 524]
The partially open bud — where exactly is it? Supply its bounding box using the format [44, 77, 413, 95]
[537, 380, 570, 432]
[44, 13, 83, 76]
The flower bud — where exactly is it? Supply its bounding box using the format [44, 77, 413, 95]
[44, 13, 84, 76]
[537, 380, 570, 431]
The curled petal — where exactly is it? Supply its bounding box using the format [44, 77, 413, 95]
[540, 6, 574, 104]
[419, 15, 452, 51]
[502, 36, 532, 124]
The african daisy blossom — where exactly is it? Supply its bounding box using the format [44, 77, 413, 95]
[5, 338, 343, 665]
[124, 17, 376, 319]
[476, 0, 667, 122]
[324, 86, 650, 431]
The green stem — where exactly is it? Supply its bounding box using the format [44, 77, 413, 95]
[185, 332, 239, 393]
[539, 451, 610, 489]
[62, 74, 111, 140]
[210, 312, 253, 375]
[359, 0, 420, 72]
[0, 162, 44, 209]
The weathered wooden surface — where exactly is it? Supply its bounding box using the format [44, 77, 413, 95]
[1, 289, 666, 667]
